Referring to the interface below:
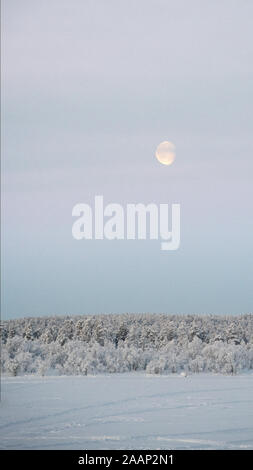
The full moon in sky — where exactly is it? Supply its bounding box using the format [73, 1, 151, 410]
[155, 141, 176, 165]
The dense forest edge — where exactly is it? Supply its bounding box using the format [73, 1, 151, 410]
[1, 314, 253, 376]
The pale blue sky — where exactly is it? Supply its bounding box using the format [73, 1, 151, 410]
[2, 0, 253, 318]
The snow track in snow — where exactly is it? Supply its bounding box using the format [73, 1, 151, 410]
[1, 373, 253, 449]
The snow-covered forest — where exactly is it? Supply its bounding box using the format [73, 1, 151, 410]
[1, 314, 253, 376]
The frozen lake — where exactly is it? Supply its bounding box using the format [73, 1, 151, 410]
[0, 373, 253, 450]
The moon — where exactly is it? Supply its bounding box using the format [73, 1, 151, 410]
[155, 141, 176, 165]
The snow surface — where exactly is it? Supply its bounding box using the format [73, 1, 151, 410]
[0, 373, 253, 450]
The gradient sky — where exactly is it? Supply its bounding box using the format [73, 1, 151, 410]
[2, 0, 253, 319]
